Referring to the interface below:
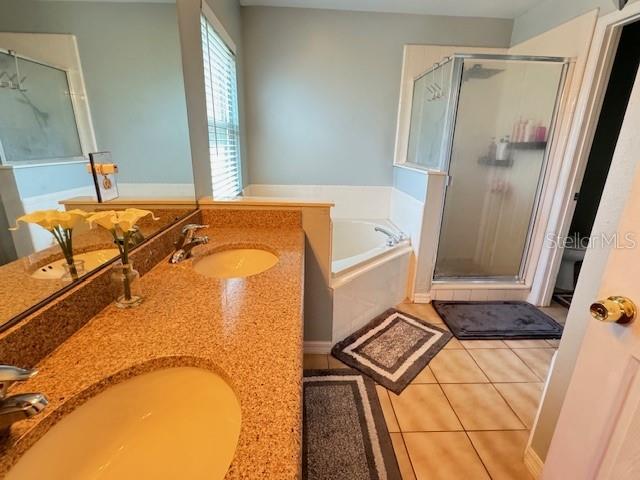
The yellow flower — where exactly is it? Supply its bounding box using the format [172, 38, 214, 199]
[86, 208, 158, 232]
[10, 209, 90, 231]
[85, 211, 119, 231]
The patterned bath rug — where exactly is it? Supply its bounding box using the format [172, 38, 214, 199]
[303, 369, 402, 480]
[331, 308, 452, 394]
[432, 300, 564, 340]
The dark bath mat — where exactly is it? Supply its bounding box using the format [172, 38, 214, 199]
[303, 369, 402, 480]
[432, 300, 563, 340]
[331, 308, 452, 394]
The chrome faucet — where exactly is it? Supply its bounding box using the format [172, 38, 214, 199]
[375, 226, 407, 246]
[0, 366, 48, 432]
[170, 224, 209, 264]
[129, 226, 145, 247]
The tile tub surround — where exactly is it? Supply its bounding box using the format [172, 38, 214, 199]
[0, 210, 204, 368]
[0, 219, 305, 478]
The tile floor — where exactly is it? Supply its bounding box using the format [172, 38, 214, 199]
[303, 302, 568, 480]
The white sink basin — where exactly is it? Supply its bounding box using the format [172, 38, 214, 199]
[30, 248, 120, 280]
[7, 367, 241, 480]
[193, 248, 279, 279]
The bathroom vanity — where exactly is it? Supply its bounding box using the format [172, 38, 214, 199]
[0, 209, 305, 479]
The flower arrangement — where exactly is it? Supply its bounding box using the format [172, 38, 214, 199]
[87, 208, 158, 308]
[11, 209, 90, 281]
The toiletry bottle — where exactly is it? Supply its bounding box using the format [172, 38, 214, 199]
[512, 118, 521, 142]
[525, 121, 536, 143]
[489, 137, 497, 160]
[520, 120, 529, 143]
[496, 137, 509, 161]
[504, 135, 511, 160]
[536, 125, 547, 142]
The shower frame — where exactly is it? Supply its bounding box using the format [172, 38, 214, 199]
[426, 53, 571, 284]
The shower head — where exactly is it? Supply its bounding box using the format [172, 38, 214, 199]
[462, 64, 504, 81]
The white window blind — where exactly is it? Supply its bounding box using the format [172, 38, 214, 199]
[200, 14, 241, 197]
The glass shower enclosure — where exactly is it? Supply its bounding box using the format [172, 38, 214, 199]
[407, 54, 568, 282]
[0, 48, 83, 165]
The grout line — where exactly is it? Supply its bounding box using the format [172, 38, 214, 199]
[464, 350, 529, 430]
[384, 387, 418, 479]
[393, 304, 553, 478]
[488, 384, 528, 431]
[438, 379, 494, 479]
[382, 387, 402, 434]
[463, 348, 493, 383]
[510, 348, 551, 382]
[397, 428, 529, 433]
[434, 380, 542, 384]
[468, 346, 541, 383]
[425, 305, 560, 476]
[398, 432, 419, 480]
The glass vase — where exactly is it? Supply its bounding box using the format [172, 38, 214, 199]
[62, 259, 86, 281]
[111, 262, 142, 308]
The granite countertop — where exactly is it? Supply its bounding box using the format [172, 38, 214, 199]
[0, 208, 193, 324]
[0, 224, 305, 479]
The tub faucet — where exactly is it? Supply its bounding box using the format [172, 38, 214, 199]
[375, 226, 406, 246]
[170, 224, 209, 264]
[0, 366, 48, 433]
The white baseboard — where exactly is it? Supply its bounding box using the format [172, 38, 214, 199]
[524, 445, 544, 479]
[304, 341, 332, 354]
[413, 292, 432, 303]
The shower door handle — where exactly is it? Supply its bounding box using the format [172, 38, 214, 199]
[445, 175, 453, 187]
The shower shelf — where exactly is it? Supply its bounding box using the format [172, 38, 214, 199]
[478, 141, 547, 167]
[510, 141, 547, 150]
[478, 156, 514, 167]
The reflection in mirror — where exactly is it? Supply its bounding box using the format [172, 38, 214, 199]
[406, 60, 453, 170]
[0, 0, 196, 328]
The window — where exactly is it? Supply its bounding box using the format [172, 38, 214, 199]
[200, 12, 241, 197]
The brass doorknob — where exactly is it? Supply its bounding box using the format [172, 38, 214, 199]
[590, 296, 637, 324]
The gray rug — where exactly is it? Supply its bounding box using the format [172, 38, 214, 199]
[432, 300, 564, 340]
[303, 369, 401, 480]
[331, 308, 452, 394]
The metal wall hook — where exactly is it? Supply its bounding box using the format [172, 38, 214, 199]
[0, 50, 28, 91]
[426, 83, 437, 101]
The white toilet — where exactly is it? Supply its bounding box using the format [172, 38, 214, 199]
[556, 245, 587, 291]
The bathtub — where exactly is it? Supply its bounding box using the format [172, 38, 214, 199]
[330, 219, 413, 343]
[332, 219, 406, 275]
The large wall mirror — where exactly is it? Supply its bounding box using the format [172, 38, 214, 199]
[0, 0, 196, 328]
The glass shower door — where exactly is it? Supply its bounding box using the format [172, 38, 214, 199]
[0, 50, 82, 165]
[434, 57, 566, 281]
[407, 59, 453, 170]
